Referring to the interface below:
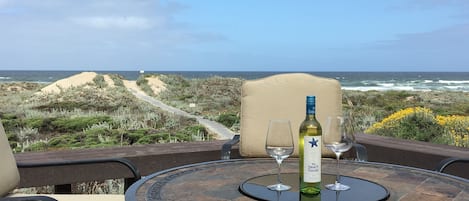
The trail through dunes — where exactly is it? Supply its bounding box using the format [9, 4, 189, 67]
[123, 80, 235, 140]
[39, 72, 235, 140]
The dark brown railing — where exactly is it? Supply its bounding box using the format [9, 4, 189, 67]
[14, 135, 468, 193]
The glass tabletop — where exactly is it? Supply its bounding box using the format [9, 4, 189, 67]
[239, 173, 389, 201]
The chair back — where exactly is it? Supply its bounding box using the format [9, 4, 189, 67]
[239, 73, 342, 157]
[0, 119, 20, 196]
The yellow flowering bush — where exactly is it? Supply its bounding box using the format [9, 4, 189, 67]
[366, 107, 469, 147]
[436, 115, 469, 147]
[365, 107, 443, 142]
[366, 107, 433, 132]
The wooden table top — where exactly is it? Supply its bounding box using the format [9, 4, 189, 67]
[125, 158, 469, 201]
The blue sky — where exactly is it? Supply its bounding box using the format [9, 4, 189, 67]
[1, 0, 469, 72]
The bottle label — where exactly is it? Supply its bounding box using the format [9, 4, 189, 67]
[303, 136, 321, 183]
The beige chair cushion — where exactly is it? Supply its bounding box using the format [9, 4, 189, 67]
[240, 73, 342, 158]
[10, 193, 124, 201]
[0, 119, 20, 197]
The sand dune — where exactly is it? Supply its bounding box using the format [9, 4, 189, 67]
[40, 72, 98, 94]
[39, 72, 166, 95]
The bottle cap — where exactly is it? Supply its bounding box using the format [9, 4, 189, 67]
[306, 96, 316, 104]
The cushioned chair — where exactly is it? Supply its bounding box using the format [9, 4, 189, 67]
[0, 120, 141, 201]
[221, 73, 367, 160]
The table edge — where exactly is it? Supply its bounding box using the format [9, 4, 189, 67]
[124, 158, 468, 201]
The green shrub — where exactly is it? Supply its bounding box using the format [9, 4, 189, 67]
[185, 125, 206, 134]
[1, 117, 21, 131]
[174, 132, 190, 142]
[109, 74, 125, 87]
[93, 74, 108, 88]
[217, 113, 239, 128]
[136, 75, 155, 96]
[136, 133, 170, 144]
[48, 136, 68, 147]
[436, 115, 469, 147]
[123, 130, 146, 145]
[25, 141, 48, 152]
[0, 113, 18, 120]
[366, 107, 444, 142]
[24, 117, 44, 129]
[397, 114, 444, 141]
[48, 133, 83, 148]
[52, 116, 113, 133]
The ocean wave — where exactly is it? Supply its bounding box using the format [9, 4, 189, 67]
[342, 85, 469, 92]
[342, 86, 420, 91]
[438, 80, 469, 84]
[0, 76, 11, 80]
[377, 83, 395, 87]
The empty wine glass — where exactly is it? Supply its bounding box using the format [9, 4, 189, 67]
[323, 116, 353, 191]
[265, 119, 294, 191]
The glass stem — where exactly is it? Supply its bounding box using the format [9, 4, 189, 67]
[335, 153, 341, 184]
[276, 160, 282, 184]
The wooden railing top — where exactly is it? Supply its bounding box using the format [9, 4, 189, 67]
[355, 133, 468, 158]
[14, 135, 468, 188]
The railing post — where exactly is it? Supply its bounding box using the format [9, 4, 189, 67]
[125, 178, 139, 191]
[54, 184, 72, 194]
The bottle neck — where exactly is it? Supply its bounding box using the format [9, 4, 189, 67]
[306, 103, 316, 116]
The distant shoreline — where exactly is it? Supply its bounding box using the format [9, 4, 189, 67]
[2, 71, 469, 92]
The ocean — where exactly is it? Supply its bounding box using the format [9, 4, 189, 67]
[1, 70, 469, 92]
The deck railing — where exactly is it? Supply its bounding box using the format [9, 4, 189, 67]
[14, 134, 468, 193]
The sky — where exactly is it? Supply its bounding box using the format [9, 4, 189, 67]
[1, 0, 469, 72]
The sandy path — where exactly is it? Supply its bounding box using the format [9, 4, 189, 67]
[123, 80, 235, 140]
[39, 72, 235, 140]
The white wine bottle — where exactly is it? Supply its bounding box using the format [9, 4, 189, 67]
[299, 96, 322, 196]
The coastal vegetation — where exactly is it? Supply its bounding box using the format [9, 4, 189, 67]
[1, 73, 469, 154]
[0, 77, 210, 153]
[155, 74, 242, 131]
[150, 75, 469, 148]
[344, 90, 469, 147]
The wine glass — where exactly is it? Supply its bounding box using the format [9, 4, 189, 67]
[265, 119, 294, 191]
[323, 116, 354, 191]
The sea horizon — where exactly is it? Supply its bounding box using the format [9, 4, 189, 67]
[1, 70, 469, 92]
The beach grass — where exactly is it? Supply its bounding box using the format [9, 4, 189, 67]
[153, 75, 469, 147]
[0, 76, 211, 153]
[2, 73, 469, 153]
[156, 74, 242, 131]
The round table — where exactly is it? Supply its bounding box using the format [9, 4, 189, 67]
[240, 173, 389, 201]
[125, 158, 469, 201]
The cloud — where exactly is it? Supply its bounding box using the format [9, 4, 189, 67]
[392, 0, 469, 10]
[0, 0, 229, 70]
[392, 0, 469, 19]
[375, 23, 469, 50]
[357, 23, 469, 70]
[71, 16, 153, 30]
[0, 0, 8, 7]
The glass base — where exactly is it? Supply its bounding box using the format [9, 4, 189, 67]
[267, 183, 291, 191]
[325, 182, 350, 191]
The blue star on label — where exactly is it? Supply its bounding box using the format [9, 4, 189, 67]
[309, 138, 319, 148]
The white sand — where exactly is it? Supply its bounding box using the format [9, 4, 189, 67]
[146, 76, 167, 94]
[40, 72, 98, 94]
[39, 71, 166, 95]
[123, 76, 166, 95]
[103, 75, 115, 87]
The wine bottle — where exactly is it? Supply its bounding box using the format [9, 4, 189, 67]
[299, 96, 322, 196]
